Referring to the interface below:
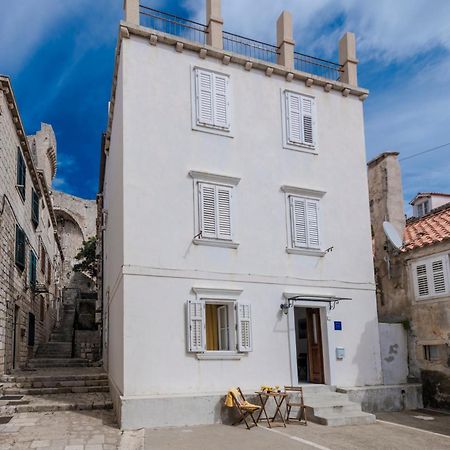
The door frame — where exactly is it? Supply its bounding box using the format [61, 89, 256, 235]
[287, 298, 335, 386]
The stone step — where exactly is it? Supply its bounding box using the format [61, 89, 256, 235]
[3, 378, 108, 389]
[3, 385, 110, 395]
[1, 369, 108, 384]
[0, 392, 112, 415]
[27, 358, 91, 368]
[309, 410, 377, 426]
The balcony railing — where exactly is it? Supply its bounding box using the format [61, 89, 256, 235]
[139, 5, 208, 45]
[138, 5, 343, 82]
[294, 52, 343, 81]
[223, 32, 279, 64]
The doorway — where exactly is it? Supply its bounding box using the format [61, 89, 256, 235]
[294, 307, 325, 384]
[12, 305, 20, 369]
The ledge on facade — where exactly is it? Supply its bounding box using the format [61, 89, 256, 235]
[196, 352, 242, 360]
[119, 21, 369, 100]
[189, 170, 241, 186]
[281, 185, 326, 198]
[193, 238, 239, 249]
[286, 247, 326, 257]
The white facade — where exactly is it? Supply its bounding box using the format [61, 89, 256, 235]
[100, 4, 382, 428]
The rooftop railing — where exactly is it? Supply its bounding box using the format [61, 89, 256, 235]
[138, 5, 343, 82]
[223, 32, 279, 64]
[139, 5, 208, 45]
[294, 52, 343, 82]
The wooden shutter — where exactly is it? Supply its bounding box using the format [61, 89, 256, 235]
[431, 258, 448, 294]
[29, 251, 37, 287]
[199, 183, 217, 239]
[301, 96, 315, 145]
[237, 303, 252, 352]
[290, 196, 307, 247]
[415, 263, 429, 297]
[306, 200, 320, 248]
[15, 225, 25, 270]
[31, 189, 39, 226]
[286, 92, 302, 144]
[196, 69, 214, 126]
[187, 300, 205, 352]
[217, 186, 232, 240]
[213, 73, 230, 129]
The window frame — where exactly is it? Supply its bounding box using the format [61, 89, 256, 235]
[29, 250, 37, 288]
[15, 224, 26, 271]
[31, 188, 39, 227]
[187, 287, 252, 360]
[411, 253, 450, 301]
[281, 89, 317, 154]
[423, 345, 440, 362]
[189, 171, 240, 249]
[16, 148, 26, 201]
[191, 66, 233, 138]
[282, 185, 326, 256]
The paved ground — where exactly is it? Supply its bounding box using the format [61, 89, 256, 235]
[145, 409, 450, 450]
[0, 409, 449, 449]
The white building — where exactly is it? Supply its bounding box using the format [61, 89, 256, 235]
[99, 0, 383, 428]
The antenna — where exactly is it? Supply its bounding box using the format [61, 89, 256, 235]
[383, 221, 403, 251]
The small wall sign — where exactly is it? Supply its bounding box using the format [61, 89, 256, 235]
[334, 321, 342, 331]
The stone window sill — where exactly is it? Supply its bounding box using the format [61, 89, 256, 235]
[193, 238, 239, 249]
[286, 247, 326, 257]
[196, 352, 242, 360]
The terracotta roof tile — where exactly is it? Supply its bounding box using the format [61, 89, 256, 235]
[404, 202, 450, 251]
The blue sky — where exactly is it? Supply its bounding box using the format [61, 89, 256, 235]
[1, 0, 449, 212]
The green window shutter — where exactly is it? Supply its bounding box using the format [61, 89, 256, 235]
[16, 148, 26, 200]
[31, 189, 39, 227]
[29, 251, 37, 287]
[15, 225, 26, 270]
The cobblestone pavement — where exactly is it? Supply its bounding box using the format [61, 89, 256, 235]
[0, 410, 124, 449]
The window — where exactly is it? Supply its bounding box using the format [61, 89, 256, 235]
[40, 296, 45, 322]
[193, 67, 231, 133]
[31, 189, 39, 227]
[29, 251, 37, 288]
[47, 259, 51, 285]
[16, 148, 26, 200]
[187, 288, 252, 356]
[412, 255, 449, 300]
[40, 244, 46, 274]
[15, 225, 26, 270]
[424, 345, 440, 362]
[282, 90, 316, 151]
[190, 171, 240, 248]
[28, 313, 35, 347]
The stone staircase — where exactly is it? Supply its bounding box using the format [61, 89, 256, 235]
[301, 384, 376, 426]
[28, 302, 90, 369]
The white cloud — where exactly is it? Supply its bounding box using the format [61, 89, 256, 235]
[52, 176, 67, 190]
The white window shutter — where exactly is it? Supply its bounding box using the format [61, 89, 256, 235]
[301, 97, 315, 145]
[217, 186, 232, 240]
[187, 300, 205, 352]
[196, 69, 214, 126]
[199, 183, 217, 239]
[290, 196, 308, 247]
[306, 200, 320, 248]
[237, 303, 252, 352]
[286, 92, 302, 144]
[213, 74, 230, 129]
[431, 258, 448, 294]
[415, 263, 429, 297]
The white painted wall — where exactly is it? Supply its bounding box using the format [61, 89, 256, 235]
[379, 323, 408, 385]
[103, 34, 383, 408]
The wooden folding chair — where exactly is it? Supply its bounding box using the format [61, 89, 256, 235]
[228, 388, 261, 430]
[284, 386, 307, 425]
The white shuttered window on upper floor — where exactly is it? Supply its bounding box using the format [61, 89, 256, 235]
[412, 255, 450, 300]
[284, 91, 316, 148]
[195, 68, 231, 131]
[199, 182, 233, 241]
[289, 196, 321, 249]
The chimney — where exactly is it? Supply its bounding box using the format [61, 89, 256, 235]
[367, 152, 406, 242]
[124, 0, 139, 25]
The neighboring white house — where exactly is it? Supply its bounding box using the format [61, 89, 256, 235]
[410, 192, 450, 218]
[99, 0, 383, 428]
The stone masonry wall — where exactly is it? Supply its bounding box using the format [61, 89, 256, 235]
[0, 86, 63, 375]
[74, 330, 101, 361]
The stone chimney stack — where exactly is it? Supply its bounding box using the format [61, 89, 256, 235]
[276, 11, 295, 70]
[367, 152, 406, 240]
[339, 32, 358, 86]
[124, 0, 139, 25]
[206, 0, 224, 49]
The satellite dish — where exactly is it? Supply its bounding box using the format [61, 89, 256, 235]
[383, 221, 403, 250]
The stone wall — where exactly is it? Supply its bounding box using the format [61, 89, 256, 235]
[0, 79, 63, 375]
[74, 330, 101, 361]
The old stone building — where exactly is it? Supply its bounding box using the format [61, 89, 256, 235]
[368, 152, 450, 409]
[0, 75, 64, 374]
